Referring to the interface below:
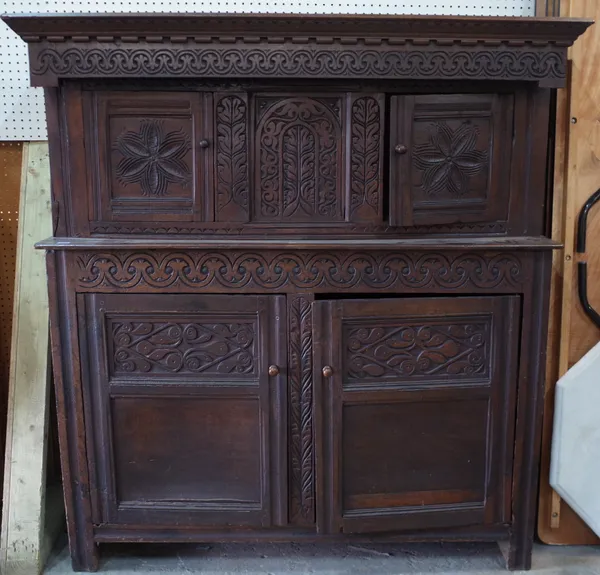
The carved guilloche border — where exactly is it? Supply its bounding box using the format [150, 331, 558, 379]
[28, 42, 567, 87]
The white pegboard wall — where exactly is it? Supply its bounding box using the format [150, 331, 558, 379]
[1, 0, 535, 141]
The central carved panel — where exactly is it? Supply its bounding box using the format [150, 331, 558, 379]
[254, 96, 343, 222]
[108, 318, 256, 377]
[343, 316, 491, 384]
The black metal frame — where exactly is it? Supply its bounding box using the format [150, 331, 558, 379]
[576, 188, 600, 329]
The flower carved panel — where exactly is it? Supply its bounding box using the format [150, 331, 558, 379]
[114, 119, 192, 197]
[413, 122, 489, 200]
[111, 118, 193, 200]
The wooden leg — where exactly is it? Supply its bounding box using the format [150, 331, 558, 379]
[70, 541, 99, 572]
[501, 534, 533, 571]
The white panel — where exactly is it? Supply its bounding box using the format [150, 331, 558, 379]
[551, 342, 600, 538]
[1, 0, 535, 141]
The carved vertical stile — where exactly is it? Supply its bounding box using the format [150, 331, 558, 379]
[214, 93, 249, 222]
[349, 94, 384, 223]
[288, 294, 315, 525]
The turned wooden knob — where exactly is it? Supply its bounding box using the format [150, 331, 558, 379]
[268, 365, 280, 377]
[394, 144, 408, 155]
[322, 365, 333, 378]
[199, 139, 210, 148]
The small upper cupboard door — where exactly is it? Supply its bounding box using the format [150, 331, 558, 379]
[252, 93, 384, 224]
[89, 92, 211, 223]
[80, 293, 287, 528]
[314, 296, 519, 534]
[389, 94, 513, 228]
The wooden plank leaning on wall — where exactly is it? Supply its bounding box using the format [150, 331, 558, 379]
[538, 0, 600, 545]
[0, 143, 64, 574]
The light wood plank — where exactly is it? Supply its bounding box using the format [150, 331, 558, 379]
[538, 0, 600, 545]
[0, 142, 64, 574]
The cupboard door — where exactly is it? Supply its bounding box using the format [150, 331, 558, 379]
[389, 94, 513, 228]
[252, 93, 384, 225]
[89, 92, 211, 223]
[80, 294, 287, 528]
[314, 296, 519, 534]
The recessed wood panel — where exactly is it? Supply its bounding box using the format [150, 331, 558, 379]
[112, 396, 261, 505]
[342, 398, 488, 509]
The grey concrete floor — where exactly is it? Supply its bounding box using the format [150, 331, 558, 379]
[44, 541, 600, 574]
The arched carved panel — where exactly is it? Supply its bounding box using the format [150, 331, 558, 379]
[254, 96, 344, 222]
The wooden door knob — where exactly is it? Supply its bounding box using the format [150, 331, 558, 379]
[322, 365, 333, 378]
[394, 144, 408, 155]
[199, 139, 210, 148]
[268, 365, 280, 377]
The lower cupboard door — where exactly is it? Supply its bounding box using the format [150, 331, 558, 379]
[79, 293, 287, 528]
[313, 296, 519, 534]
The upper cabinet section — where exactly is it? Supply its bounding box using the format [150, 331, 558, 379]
[7, 14, 590, 238]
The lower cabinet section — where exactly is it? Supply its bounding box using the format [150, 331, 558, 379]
[79, 293, 519, 535]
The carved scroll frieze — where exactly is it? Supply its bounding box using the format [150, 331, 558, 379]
[75, 250, 525, 292]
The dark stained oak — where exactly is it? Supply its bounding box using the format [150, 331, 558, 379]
[5, 11, 589, 574]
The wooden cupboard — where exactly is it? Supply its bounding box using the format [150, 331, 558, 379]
[3, 12, 592, 572]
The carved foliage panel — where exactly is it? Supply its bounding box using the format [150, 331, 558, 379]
[287, 295, 314, 525]
[343, 315, 491, 385]
[92, 92, 208, 222]
[349, 94, 384, 223]
[254, 95, 344, 222]
[214, 93, 249, 222]
[390, 94, 513, 227]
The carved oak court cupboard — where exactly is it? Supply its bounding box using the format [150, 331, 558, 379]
[3, 13, 591, 572]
